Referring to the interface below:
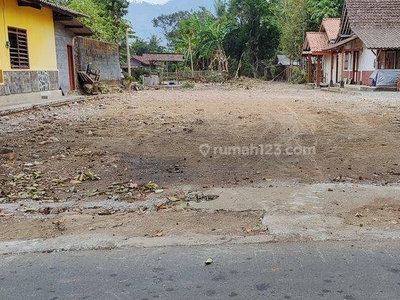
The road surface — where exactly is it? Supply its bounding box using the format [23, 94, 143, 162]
[0, 241, 399, 299]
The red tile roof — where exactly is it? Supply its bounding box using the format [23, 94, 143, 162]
[320, 18, 341, 41]
[303, 32, 329, 54]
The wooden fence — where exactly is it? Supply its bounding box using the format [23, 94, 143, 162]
[157, 70, 228, 82]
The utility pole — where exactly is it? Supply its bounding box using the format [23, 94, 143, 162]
[126, 27, 131, 77]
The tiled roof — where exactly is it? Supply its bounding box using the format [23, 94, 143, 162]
[142, 54, 184, 62]
[320, 18, 341, 41]
[131, 55, 151, 65]
[303, 32, 329, 54]
[346, 0, 400, 29]
[345, 0, 400, 49]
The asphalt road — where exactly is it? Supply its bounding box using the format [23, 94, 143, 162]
[0, 241, 399, 300]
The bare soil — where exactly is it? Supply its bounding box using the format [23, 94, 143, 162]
[1, 81, 400, 243]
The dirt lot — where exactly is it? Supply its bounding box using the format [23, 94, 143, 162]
[0, 81, 399, 245]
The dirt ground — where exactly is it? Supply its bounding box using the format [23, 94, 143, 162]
[0, 81, 399, 245]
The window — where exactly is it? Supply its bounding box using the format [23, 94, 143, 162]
[343, 52, 351, 70]
[8, 27, 29, 69]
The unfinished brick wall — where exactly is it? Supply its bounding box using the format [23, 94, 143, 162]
[74, 37, 121, 83]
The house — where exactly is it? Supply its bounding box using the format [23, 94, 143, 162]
[0, 0, 121, 105]
[53, 5, 92, 94]
[0, 0, 86, 102]
[302, 18, 340, 86]
[127, 53, 184, 70]
[303, 0, 400, 87]
[130, 55, 151, 68]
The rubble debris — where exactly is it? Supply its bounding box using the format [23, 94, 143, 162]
[52, 219, 66, 231]
[167, 196, 179, 203]
[205, 258, 213, 265]
[355, 212, 363, 218]
[185, 192, 219, 202]
[74, 168, 100, 182]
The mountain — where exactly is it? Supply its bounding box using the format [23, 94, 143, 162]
[128, 0, 215, 42]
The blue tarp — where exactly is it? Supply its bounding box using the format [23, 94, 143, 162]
[369, 70, 400, 86]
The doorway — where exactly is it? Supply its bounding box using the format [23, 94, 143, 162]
[67, 45, 75, 91]
[352, 51, 359, 84]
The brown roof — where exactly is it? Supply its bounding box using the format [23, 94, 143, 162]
[303, 32, 329, 54]
[320, 18, 341, 41]
[131, 55, 151, 66]
[59, 19, 93, 36]
[323, 36, 358, 51]
[346, 0, 400, 29]
[142, 53, 184, 62]
[344, 0, 400, 49]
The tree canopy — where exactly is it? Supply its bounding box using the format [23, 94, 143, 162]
[49, 0, 343, 78]
[150, 0, 343, 77]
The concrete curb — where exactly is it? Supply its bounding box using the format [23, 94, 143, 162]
[0, 96, 85, 116]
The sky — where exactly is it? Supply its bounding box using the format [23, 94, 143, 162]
[131, 0, 169, 4]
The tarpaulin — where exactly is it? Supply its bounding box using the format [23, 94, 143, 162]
[369, 70, 400, 86]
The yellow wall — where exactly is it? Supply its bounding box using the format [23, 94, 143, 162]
[0, 0, 57, 71]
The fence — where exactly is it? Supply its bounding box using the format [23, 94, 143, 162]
[158, 70, 228, 82]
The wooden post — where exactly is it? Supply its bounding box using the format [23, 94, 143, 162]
[307, 55, 312, 83]
[126, 27, 131, 78]
[330, 52, 334, 86]
[316, 55, 321, 87]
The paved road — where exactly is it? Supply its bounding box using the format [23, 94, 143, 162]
[0, 241, 399, 300]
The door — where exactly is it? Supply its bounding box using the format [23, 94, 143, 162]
[352, 51, 359, 84]
[386, 51, 396, 69]
[67, 45, 75, 91]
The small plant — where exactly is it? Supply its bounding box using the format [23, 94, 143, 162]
[181, 81, 195, 89]
[290, 68, 307, 84]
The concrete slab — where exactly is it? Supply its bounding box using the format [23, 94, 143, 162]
[0, 92, 85, 115]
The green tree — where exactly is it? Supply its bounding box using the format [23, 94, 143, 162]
[172, 14, 202, 75]
[53, 0, 130, 43]
[277, 0, 308, 60]
[152, 11, 192, 45]
[130, 35, 165, 55]
[307, 0, 344, 30]
[226, 0, 280, 77]
[200, 17, 230, 72]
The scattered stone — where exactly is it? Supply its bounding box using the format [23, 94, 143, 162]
[98, 209, 112, 216]
[185, 192, 219, 202]
[0, 148, 13, 154]
[167, 196, 179, 202]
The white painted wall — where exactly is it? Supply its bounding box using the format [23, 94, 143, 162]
[322, 55, 331, 83]
[359, 47, 375, 71]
